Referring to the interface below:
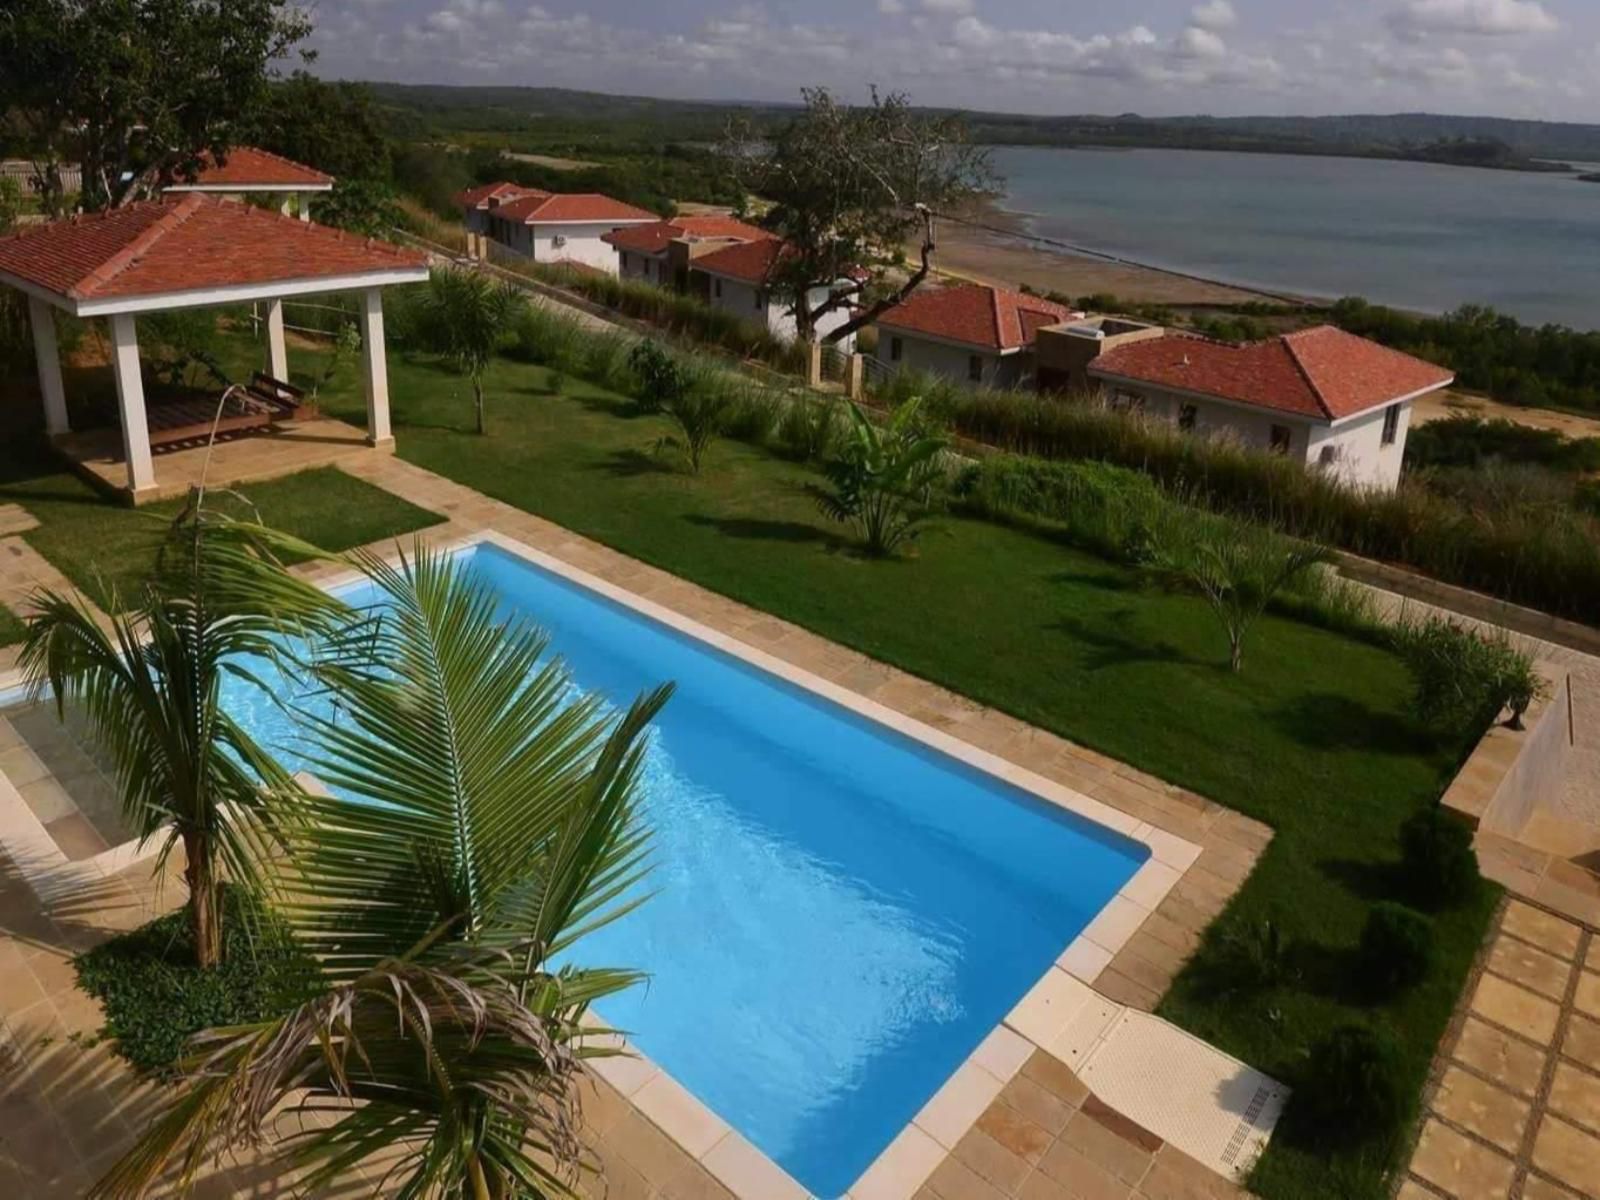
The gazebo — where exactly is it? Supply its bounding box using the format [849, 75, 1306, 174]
[163, 145, 335, 221]
[0, 193, 428, 503]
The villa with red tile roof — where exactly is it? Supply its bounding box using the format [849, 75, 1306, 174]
[1050, 317, 1454, 491]
[603, 215, 774, 288]
[689, 237, 860, 349]
[455, 180, 659, 275]
[873, 283, 1084, 388]
[162, 146, 333, 222]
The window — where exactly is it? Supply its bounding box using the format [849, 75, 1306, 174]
[620, 252, 629, 270]
[890, 336, 902, 363]
[1318, 444, 1340, 467]
[1269, 424, 1292, 455]
[968, 355, 983, 382]
[1111, 389, 1145, 414]
[1178, 403, 1198, 432]
[1381, 403, 1401, 447]
[713, 278, 722, 299]
[754, 289, 764, 311]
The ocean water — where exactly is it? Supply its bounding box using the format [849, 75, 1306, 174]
[992, 145, 1600, 329]
[220, 543, 1147, 1197]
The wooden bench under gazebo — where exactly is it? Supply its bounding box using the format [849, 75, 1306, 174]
[0, 191, 428, 503]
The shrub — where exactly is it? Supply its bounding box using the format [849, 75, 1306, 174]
[1203, 913, 1294, 993]
[1358, 902, 1435, 995]
[723, 388, 781, 445]
[952, 456, 1166, 564]
[1394, 616, 1542, 736]
[629, 339, 687, 415]
[1399, 807, 1480, 909]
[74, 886, 315, 1074]
[776, 395, 846, 462]
[1297, 1023, 1406, 1141]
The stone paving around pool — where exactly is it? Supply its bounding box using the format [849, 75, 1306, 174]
[0, 456, 1278, 1198]
[1401, 899, 1600, 1200]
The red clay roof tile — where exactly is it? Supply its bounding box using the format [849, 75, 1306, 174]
[454, 181, 548, 209]
[877, 283, 1080, 352]
[490, 192, 658, 224]
[603, 215, 774, 255]
[0, 195, 426, 306]
[1090, 325, 1454, 421]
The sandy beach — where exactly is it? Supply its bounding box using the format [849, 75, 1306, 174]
[926, 201, 1288, 308]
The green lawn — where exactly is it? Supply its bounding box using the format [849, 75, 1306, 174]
[0, 603, 24, 647]
[0, 450, 444, 614]
[284, 340, 1495, 1200]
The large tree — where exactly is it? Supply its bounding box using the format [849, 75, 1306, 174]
[723, 88, 995, 345]
[0, 0, 312, 211]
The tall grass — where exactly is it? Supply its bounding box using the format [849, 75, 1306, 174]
[882, 371, 1600, 626]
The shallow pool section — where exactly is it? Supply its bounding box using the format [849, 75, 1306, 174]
[225, 541, 1149, 1197]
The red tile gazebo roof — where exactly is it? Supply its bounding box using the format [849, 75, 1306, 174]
[166, 146, 334, 190]
[0, 194, 428, 315]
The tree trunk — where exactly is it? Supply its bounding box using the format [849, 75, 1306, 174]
[183, 828, 221, 968]
[474, 377, 486, 436]
[1229, 633, 1244, 673]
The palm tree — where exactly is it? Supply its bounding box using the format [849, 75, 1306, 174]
[419, 268, 526, 435]
[814, 396, 948, 556]
[92, 542, 672, 1199]
[19, 507, 328, 967]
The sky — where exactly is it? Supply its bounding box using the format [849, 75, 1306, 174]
[305, 0, 1600, 121]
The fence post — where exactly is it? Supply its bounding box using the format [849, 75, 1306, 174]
[807, 341, 823, 388]
[848, 353, 865, 401]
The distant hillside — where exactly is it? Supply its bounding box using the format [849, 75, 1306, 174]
[362, 82, 1600, 169]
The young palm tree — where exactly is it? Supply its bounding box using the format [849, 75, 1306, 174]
[419, 268, 526, 436]
[19, 509, 328, 967]
[814, 396, 948, 556]
[92, 542, 672, 1199]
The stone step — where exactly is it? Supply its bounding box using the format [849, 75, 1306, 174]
[0, 504, 39, 537]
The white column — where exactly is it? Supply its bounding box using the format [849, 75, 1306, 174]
[279, 195, 293, 218]
[108, 314, 156, 497]
[265, 299, 289, 381]
[299, 194, 311, 223]
[27, 296, 70, 436]
[359, 288, 392, 447]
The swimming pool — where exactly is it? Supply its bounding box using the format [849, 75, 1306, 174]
[221, 537, 1152, 1197]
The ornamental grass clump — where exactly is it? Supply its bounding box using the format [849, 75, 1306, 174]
[1393, 615, 1544, 737]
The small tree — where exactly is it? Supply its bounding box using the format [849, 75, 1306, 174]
[417, 269, 525, 436]
[723, 88, 994, 346]
[1396, 615, 1546, 735]
[656, 387, 734, 475]
[308, 321, 361, 401]
[1148, 521, 1330, 672]
[814, 397, 948, 556]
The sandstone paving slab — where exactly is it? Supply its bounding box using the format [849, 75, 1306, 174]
[1410, 1119, 1516, 1200]
[1454, 1017, 1549, 1097]
[1433, 1065, 1532, 1154]
[1470, 973, 1563, 1046]
[1500, 901, 1582, 960]
[1530, 1114, 1600, 1194]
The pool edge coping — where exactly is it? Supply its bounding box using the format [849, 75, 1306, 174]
[0, 526, 1203, 1200]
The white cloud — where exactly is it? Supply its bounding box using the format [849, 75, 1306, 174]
[877, 0, 905, 12]
[920, 0, 974, 13]
[1176, 26, 1228, 59]
[1190, 1, 1238, 32]
[1389, 0, 1559, 37]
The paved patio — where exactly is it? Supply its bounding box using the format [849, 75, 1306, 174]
[1401, 899, 1599, 1200]
[56, 416, 389, 505]
[0, 454, 1273, 1198]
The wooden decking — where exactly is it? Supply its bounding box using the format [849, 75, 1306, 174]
[54, 416, 388, 504]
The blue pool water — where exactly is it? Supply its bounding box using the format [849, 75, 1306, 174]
[223, 543, 1147, 1196]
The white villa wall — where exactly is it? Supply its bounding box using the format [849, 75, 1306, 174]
[705, 277, 856, 349]
[1093, 380, 1414, 491]
[880, 331, 1021, 388]
[486, 218, 643, 275]
[1305, 402, 1410, 491]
